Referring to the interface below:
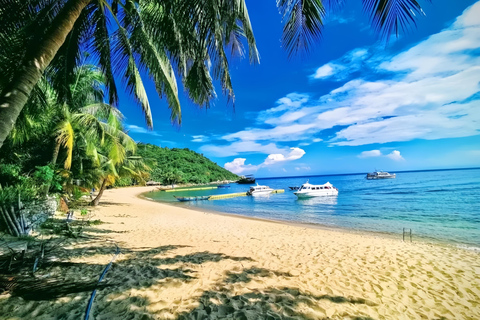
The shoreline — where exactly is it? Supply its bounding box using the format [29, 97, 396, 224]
[139, 188, 479, 251]
[2, 185, 479, 319]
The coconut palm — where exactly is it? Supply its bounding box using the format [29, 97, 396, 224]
[0, 0, 428, 149]
[51, 64, 135, 170]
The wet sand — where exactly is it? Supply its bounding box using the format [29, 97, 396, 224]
[1, 186, 479, 319]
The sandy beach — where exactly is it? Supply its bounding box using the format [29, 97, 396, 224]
[1, 186, 479, 319]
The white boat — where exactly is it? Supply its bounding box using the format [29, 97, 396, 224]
[247, 184, 274, 196]
[293, 181, 338, 198]
[366, 171, 396, 180]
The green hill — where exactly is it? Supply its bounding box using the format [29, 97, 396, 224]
[136, 143, 239, 185]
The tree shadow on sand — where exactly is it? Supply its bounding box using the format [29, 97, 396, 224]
[1, 240, 376, 320]
[177, 286, 376, 320]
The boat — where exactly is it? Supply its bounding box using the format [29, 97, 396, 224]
[247, 184, 274, 196]
[174, 196, 210, 202]
[293, 181, 338, 198]
[288, 186, 300, 191]
[237, 175, 256, 184]
[217, 185, 231, 188]
[366, 171, 396, 180]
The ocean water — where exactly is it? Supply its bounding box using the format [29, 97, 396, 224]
[144, 168, 480, 248]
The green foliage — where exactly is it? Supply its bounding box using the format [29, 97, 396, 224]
[0, 163, 23, 186]
[136, 143, 238, 185]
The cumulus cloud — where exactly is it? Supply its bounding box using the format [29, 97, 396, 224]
[224, 148, 306, 174]
[358, 150, 382, 158]
[205, 3, 480, 160]
[358, 149, 405, 161]
[263, 148, 306, 165]
[386, 150, 405, 161]
[224, 158, 258, 175]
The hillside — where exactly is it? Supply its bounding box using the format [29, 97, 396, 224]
[136, 143, 239, 185]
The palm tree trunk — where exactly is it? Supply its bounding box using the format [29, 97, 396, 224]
[90, 178, 108, 206]
[0, 0, 92, 149]
[51, 141, 62, 166]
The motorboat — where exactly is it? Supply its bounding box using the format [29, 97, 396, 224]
[366, 171, 396, 180]
[288, 186, 300, 191]
[237, 175, 256, 184]
[247, 184, 274, 196]
[293, 181, 338, 198]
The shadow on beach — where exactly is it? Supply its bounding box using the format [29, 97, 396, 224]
[1, 230, 375, 320]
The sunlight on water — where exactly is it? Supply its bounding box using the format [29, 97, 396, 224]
[145, 168, 480, 247]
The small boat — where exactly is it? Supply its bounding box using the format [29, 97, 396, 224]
[288, 186, 300, 191]
[247, 184, 274, 196]
[366, 171, 396, 180]
[237, 175, 256, 184]
[293, 181, 338, 198]
[217, 185, 231, 188]
[174, 196, 210, 202]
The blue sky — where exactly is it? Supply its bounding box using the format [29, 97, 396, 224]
[121, 0, 480, 177]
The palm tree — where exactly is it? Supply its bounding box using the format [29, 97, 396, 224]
[90, 152, 151, 206]
[51, 64, 133, 170]
[0, 0, 428, 149]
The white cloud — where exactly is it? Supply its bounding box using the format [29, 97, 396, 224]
[386, 150, 405, 161]
[191, 135, 207, 142]
[126, 124, 162, 137]
[224, 158, 258, 175]
[311, 64, 336, 79]
[204, 2, 480, 160]
[358, 150, 382, 158]
[263, 147, 306, 165]
[224, 148, 306, 174]
[358, 149, 405, 161]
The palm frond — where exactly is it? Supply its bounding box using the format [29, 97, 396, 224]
[91, 0, 119, 106]
[55, 120, 75, 169]
[278, 0, 326, 58]
[362, 0, 428, 38]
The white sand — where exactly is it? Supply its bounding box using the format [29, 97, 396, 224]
[1, 186, 479, 319]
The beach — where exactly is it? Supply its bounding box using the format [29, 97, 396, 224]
[1, 186, 479, 319]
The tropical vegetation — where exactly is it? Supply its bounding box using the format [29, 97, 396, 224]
[136, 143, 239, 185]
[0, 63, 150, 235]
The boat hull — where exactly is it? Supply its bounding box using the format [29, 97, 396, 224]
[294, 190, 338, 198]
[249, 189, 274, 196]
[366, 175, 396, 180]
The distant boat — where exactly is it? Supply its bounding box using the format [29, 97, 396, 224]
[247, 184, 274, 196]
[217, 185, 231, 188]
[293, 181, 338, 198]
[237, 175, 256, 184]
[288, 186, 300, 191]
[174, 196, 210, 202]
[366, 171, 396, 180]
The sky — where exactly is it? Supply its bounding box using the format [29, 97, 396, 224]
[121, 0, 480, 178]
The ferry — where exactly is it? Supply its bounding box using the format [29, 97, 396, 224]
[366, 171, 396, 180]
[293, 181, 338, 198]
[247, 184, 274, 196]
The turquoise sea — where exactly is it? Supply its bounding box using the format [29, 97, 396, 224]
[144, 168, 480, 248]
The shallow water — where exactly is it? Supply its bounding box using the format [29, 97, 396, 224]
[145, 168, 480, 247]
